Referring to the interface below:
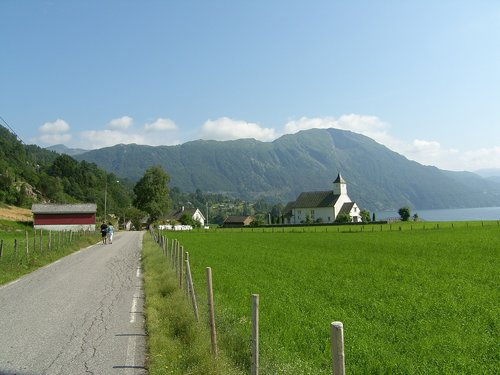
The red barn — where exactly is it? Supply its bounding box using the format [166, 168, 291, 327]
[32, 203, 97, 231]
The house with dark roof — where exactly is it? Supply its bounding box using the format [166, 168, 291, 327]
[284, 173, 361, 224]
[32, 203, 97, 231]
[223, 215, 254, 228]
[166, 206, 206, 226]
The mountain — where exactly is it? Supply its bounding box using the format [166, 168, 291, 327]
[73, 128, 500, 211]
[46, 144, 88, 156]
[474, 168, 500, 184]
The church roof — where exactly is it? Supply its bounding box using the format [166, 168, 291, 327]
[287, 191, 340, 209]
[338, 202, 355, 216]
[334, 173, 346, 184]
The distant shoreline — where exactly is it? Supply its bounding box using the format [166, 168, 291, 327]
[376, 206, 500, 222]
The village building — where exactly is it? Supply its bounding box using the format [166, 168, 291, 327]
[284, 173, 362, 224]
[166, 206, 206, 227]
[223, 215, 254, 228]
[32, 203, 97, 231]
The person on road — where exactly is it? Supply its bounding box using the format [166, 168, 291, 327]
[100, 221, 108, 244]
[107, 222, 114, 244]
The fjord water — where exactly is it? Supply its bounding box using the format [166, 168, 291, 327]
[376, 206, 500, 221]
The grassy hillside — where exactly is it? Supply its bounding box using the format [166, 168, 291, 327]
[75, 128, 500, 211]
[160, 224, 499, 374]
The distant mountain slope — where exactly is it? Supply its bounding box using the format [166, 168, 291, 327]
[74, 128, 500, 211]
[46, 144, 88, 156]
[474, 168, 500, 184]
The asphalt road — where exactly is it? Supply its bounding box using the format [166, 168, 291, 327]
[0, 231, 147, 375]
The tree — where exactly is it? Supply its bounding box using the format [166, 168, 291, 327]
[360, 209, 371, 223]
[398, 206, 411, 221]
[133, 166, 171, 223]
[179, 213, 200, 228]
[124, 206, 147, 231]
[335, 213, 351, 223]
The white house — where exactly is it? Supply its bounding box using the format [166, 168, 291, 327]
[284, 173, 362, 224]
[167, 206, 206, 226]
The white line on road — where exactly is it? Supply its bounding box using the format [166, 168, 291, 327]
[130, 296, 139, 323]
[125, 264, 143, 372]
[125, 336, 137, 375]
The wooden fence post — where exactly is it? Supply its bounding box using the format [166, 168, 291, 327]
[0, 239, 3, 258]
[40, 229, 43, 254]
[179, 246, 184, 289]
[172, 239, 176, 268]
[185, 257, 199, 321]
[175, 242, 179, 276]
[14, 238, 18, 257]
[206, 267, 217, 357]
[33, 228, 37, 254]
[331, 321, 345, 375]
[185, 252, 190, 297]
[25, 231, 29, 258]
[252, 294, 260, 375]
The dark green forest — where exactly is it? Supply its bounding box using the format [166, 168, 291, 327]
[0, 124, 131, 217]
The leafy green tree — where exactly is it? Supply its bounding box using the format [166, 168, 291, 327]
[123, 206, 147, 230]
[335, 213, 351, 223]
[360, 209, 371, 222]
[398, 206, 411, 221]
[270, 204, 284, 224]
[133, 166, 171, 223]
[179, 213, 200, 228]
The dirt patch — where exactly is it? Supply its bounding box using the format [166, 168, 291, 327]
[0, 205, 33, 222]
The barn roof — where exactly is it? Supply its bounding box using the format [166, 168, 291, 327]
[32, 203, 97, 214]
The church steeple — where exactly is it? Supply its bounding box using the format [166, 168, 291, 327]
[333, 172, 347, 195]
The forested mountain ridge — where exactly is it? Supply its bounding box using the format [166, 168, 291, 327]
[73, 128, 500, 211]
[0, 125, 131, 216]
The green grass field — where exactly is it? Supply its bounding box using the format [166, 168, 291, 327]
[162, 223, 499, 374]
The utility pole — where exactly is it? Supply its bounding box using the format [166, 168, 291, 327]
[104, 179, 107, 221]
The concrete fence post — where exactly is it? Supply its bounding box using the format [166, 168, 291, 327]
[252, 294, 260, 375]
[331, 321, 345, 375]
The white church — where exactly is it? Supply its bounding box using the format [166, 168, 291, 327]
[284, 173, 362, 224]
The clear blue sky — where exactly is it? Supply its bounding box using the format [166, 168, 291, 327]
[1, 0, 499, 172]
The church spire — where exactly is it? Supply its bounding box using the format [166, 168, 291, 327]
[333, 172, 347, 195]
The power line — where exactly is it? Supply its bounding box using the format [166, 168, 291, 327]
[0, 115, 25, 145]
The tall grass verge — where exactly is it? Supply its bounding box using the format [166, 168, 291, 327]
[142, 233, 245, 375]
